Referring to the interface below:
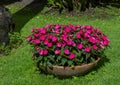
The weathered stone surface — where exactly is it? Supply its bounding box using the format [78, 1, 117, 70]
[0, 4, 14, 45]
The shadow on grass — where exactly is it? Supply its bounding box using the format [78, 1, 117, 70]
[93, 55, 110, 71]
[12, 0, 47, 32]
[0, 0, 21, 5]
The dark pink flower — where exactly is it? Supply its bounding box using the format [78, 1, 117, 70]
[44, 39, 49, 45]
[84, 26, 91, 30]
[40, 35, 46, 41]
[86, 30, 91, 34]
[55, 49, 61, 55]
[32, 39, 40, 44]
[67, 40, 73, 46]
[57, 42, 62, 47]
[40, 28, 46, 34]
[77, 43, 83, 49]
[62, 43, 66, 47]
[33, 33, 40, 37]
[64, 49, 70, 55]
[69, 34, 74, 38]
[95, 29, 103, 34]
[93, 33, 99, 37]
[81, 26, 85, 29]
[48, 34, 53, 39]
[103, 41, 109, 46]
[45, 24, 51, 29]
[89, 37, 96, 44]
[76, 33, 81, 39]
[72, 42, 76, 47]
[69, 53, 75, 59]
[64, 27, 71, 33]
[84, 32, 90, 38]
[102, 36, 110, 46]
[55, 29, 60, 34]
[79, 30, 83, 35]
[100, 44, 104, 49]
[55, 24, 60, 29]
[39, 50, 43, 56]
[85, 47, 91, 53]
[43, 49, 48, 55]
[36, 47, 41, 51]
[47, 43, 52, 48]
[70, 25, 76, 31]
[61, 34, 68, 41]
[30, 28, 34, 32]
[27, 36, 32, 41]
[52, 36, 57, 42]
[92, 45, 98, 50]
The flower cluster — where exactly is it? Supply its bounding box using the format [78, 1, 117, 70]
[27, 24, 110, 66]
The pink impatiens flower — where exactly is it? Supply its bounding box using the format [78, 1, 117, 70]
[55, 49, 61, 55]
[70, 25, 76, 31]
[84, 32, 90, 38]
[86, 29, 91, 34]
[43, 49, 48, 55]
[55, 24, 60, 29]
[100, 44, 104, 49]
[92, 45, 98, 50]
[72, 42, 76, 47]
[40, 35, 46, 41]
[40, 28, 46, 34]
[44, 39, 49, 45]
[62, 43, 66, 47]
[33, 33, 40, 37]
[48, 34, 53, 39]
[64, 49, 70, 55]
[67, 40, 73, 46]
[45, 24, 51, 29]
[69, 53, 75, 59]
[39, 49, 43, 56]
[85, 47, 91, 53]
[64, 27, 71, 33]
[52, 36, 57, 42]
[102, 36, 110, 46]
[89, 37, 97, 44]
[57, 42, 62, 47]
[76, 33, 81, 39]
[84, 26, 92, 30]
[27, 36, 32, 41]
[61, 34, 68, 41]
[77, 43, 83, 49]
[103, 41, 109, 46]
[30, 28, 34, 33]
[32, 39, 40, 44]
[47, 43, 52, 48]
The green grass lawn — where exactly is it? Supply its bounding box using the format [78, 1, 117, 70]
[0, 4, 120, 85]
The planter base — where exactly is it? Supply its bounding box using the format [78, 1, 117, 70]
[39, 58, 100, 77]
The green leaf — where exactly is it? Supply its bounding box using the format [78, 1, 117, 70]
[86, 53, 90, 62]
[56, 56, 61, 62]
[60, 47, 64, 56]
[47, 61, 53, 67]
[61, 58, 67, 66]
[68, 61, 73, 66]
[44, 57, 47, 61]
[91, 57, 95, 62]
[48, 55, 54, 62]
[37, 56, 42, 61]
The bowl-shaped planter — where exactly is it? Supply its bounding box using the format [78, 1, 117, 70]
[39, 58, 100, 77]
[27, 24, 110, 77]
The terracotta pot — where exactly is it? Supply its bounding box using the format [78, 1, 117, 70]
[39, 58, 100, 77]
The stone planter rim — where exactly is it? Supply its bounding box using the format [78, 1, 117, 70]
[39, 58, 100, 77]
